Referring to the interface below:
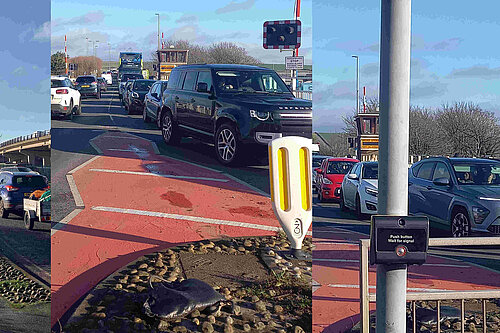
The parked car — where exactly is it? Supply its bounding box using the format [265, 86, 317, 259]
[316, 157, 359, 202]
[124, 79, 155, 114]
[408, 157, 500, 237]
[119, 73, 144, 99]
[75, 75, 100, 99]
[51, 76, 81, 119]
[143, 80, 169, 128]
[313, 154, 332, 190]
[97, 77, 107, 92]
[340, 161, 378, 218]
[159, 64, 312, 165]
[0, 170, 49, 218]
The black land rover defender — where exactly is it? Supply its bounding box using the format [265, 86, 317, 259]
[159, 64, 312, 165]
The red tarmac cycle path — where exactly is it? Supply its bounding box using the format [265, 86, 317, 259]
[312, 225, 500, 332]
[51, 132, 283, 327]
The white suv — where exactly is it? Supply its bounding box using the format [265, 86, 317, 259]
[51, 76, 81, 120]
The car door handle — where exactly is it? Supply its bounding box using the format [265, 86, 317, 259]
[190, 98, 195, 103]
[408, 182, 413, 186]
[174, 96, 179, 100]
[426, 186, 432, 190]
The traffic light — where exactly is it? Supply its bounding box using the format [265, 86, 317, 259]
[263, 20, 301, 49]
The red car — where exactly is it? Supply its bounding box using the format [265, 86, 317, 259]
[315, 157, 359, 202]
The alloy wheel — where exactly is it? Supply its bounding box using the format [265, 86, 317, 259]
[451, 212, 470, 237]
[217, 128, 236, 162]
[162, 114, 173, 142]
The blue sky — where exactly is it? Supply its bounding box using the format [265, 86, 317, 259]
[51, 0, 312, 65]
[0, 2, 50, 141]
[314, 1, 500, 132]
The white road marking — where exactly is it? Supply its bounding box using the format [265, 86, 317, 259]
[91, 206, 281, 232]
[66, 174, 84, 208]
[314, 258, 470, 268]
[106, 148, 149, 153]
[327, 284, 450, 292]
[68, 155, 101, 175]
[101, 135, 140, 140]
[89, 168, 229, 182]
[312, 279, 321, 293]
[51, 208, 83, 236]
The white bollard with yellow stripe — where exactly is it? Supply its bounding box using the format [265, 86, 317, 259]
[268, 136, 312, 259]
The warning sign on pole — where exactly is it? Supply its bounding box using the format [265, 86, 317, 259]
[285, 56, 304, 70]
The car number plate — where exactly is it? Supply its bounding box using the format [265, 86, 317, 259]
[82, 85, 90, 88]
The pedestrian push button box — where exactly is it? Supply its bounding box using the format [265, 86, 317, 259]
[369, 216, 429, 265]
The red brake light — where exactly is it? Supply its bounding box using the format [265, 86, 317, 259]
[92, 81, 97, 85]
[56, 89, 68, 94]
[5, 185, 19, 192]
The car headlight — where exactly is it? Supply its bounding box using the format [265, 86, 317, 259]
[250, 110, 270, 121]
[132, 92, 139, 98]
[365, 187, 378, 197]
[472, 206, 489, 224]
[478, 197, 500, 201]
[323, 178, 333, 185]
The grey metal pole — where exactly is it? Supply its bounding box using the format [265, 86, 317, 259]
[376, 0, 412, 332]
[156, 13, 160, 51]
[352, 55, 359, 114]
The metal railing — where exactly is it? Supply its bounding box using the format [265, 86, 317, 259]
[0, 130, 51, 148]
[292, 90, 312, 101]
[360, 237, 500, 333]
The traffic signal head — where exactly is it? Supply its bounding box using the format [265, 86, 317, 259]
[263, 20, 301, 50]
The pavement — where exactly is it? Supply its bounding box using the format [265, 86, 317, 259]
[312, 198, 500, 333]
[0, 297, 50, 333]
[50, 87, 287, 327]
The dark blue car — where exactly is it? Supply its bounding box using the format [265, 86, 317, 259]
[0, 170, 49, 218]
[409, 157, 500, 237]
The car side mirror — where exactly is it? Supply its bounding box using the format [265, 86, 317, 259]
[433, 177, 450, 186]
[197, 82, 208, 93]
[347, 173, 359, 180]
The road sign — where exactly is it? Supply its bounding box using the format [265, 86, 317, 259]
[360, 138, 378, 150]
[68, 63, 78, 71]
[263, 20, 301, 50]
[268, 136, 312, 259]
[285, 56, 304, 70]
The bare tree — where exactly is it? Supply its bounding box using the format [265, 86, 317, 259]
[409, 106, 447, 156]
[70, 56, 102, 76]
[437, 102, 500, 157]
[151, 40, 260, 65]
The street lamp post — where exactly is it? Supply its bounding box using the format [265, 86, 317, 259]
[86, 37, 89, 56]
[108, 43, 111, 71]
[155, 13, 161, 80]
[352, 55, 359, 115]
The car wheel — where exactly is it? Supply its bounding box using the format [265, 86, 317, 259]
[0, 200, 9, 218]
[143, 107, 151, 123]
[450, 209, 470, 237]
[24, 211, 34, 230]
[340, 190, 348, 212]
[76, 103, 82, 115]
[161, 111, 180, 144]
[215, 123, 240, 166]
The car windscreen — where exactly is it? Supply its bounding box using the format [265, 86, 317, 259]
[76, 77, 95, 83]
[313, 157, 325, 168]
[327, 161, 357, 174]
[214, 70, 292, 95]
[134, 81, 154, 91]
[452, 161, 500, 185]
[362, 164, 378, 179]
[51, 80, 70, 88]
[12, 175, 47, 188]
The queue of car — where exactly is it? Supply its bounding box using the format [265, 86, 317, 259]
[313, 154, 500, 238]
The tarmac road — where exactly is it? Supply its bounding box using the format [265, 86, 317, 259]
[50, 84, 282, 328]
[313, 194, 500, 272]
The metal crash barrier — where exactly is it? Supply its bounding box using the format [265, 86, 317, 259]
[359, 237, 500, 333]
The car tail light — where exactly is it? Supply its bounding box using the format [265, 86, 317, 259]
[5, 185, 19, 191]
[56, 89, 68, 94]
